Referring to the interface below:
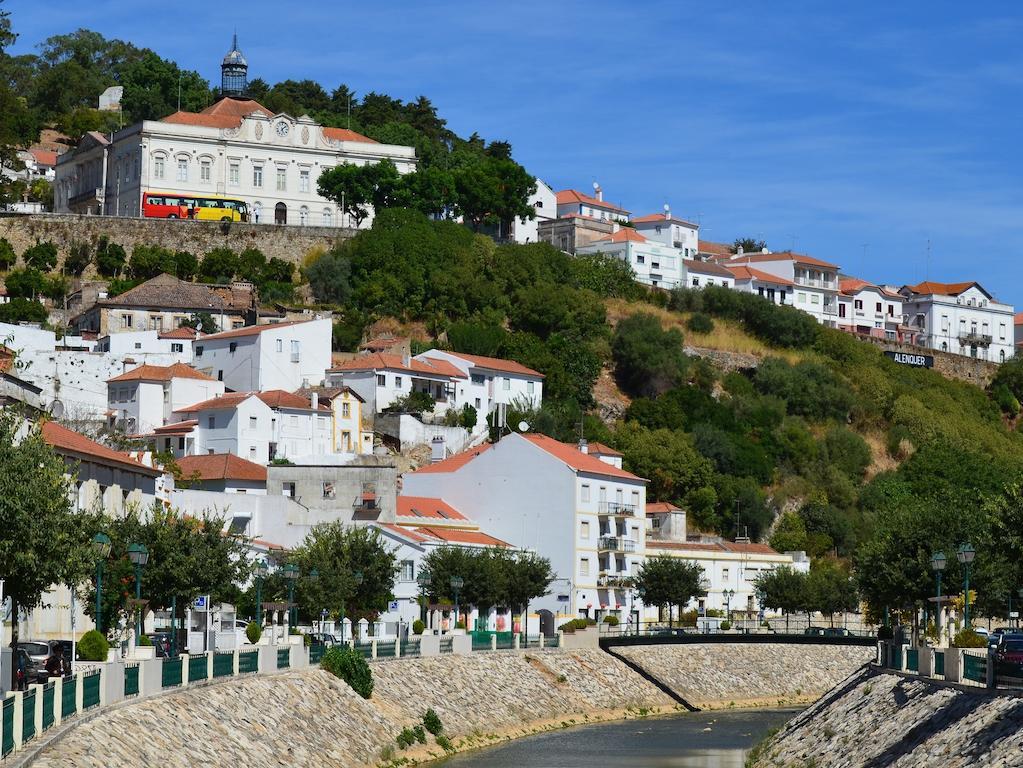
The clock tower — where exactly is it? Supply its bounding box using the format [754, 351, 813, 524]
[221, 33, 248, 97]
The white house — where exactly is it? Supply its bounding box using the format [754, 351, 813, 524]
[54, 39, 417, 226]
[837, 278, 910, 343]
[724, 264, 794, 305]
[107, 362, 225, 435]
[327, 353, 468, 417]
[555, 186, 630, 223]
[631, 208, 699, 259]
[898, 281, 1015, 362]
[192, 318, 332, 393]
[576, 228, 683, 289]
[509, 178, 557, 244]
[96, 329, 195, 362]
[414, 350, 544, 418]
[402, 433, 649, 625]
[725, 251, 842, 326]
[682, 259, 735, 289]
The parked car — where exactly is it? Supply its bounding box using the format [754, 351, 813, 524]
[804, 627, 827, 637]
[996, 639, 1023, 664]
[19, 640, 55, 667]
[996, 632, 1023, 652]
[309, 632, 341, 646]
[824, 627, 851, 637]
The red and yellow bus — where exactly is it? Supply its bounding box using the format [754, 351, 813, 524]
[142, 192, 249, 222]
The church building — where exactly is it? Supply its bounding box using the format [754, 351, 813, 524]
[54, 36, 416, 227]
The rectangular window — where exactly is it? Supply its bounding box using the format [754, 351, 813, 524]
[875, 302, 882, 313]
[581, 484, 591, 503]
[580, 558, 590, 577]
[154, 157, 165, 179]
[200, 160, 211, 183]
[854, 299, 863, 310]
[1000, 323, 1007, 340]
[229, 162, 240, 186]
[631, 490, 639, 508]
[276, 167, 287, 192]
[811, 294, 820, 304]
[178, 437, 185, 450]
[299, 169, 310, 193]
[580, 521, 590, 540]
[121, 314, 132, 329]
[527, 381, 535, 394]
[503, 378, 511, 391]
[208, 416, 215, 429]
[342, 402, 351, 418]
[401, 560, 414, 581]
[171, 343, 183, 353]
[471, 373, 485, 385]
[249, 445, 256, 459]
[692, 278, 700, 287]
[276, 339, 283, 352]
[722, 567, 730, 582]
[229, 342, 237, 353]
[395, 375, 402, 387]
[797, 292, 806, 303]
[290, 339, 300, 362]
[289, 415, 298, 427]
[253, 165, 263, 188]
[195, 345, 204, 357]
[377, 374, 386, 386]
[249, 416, 257, 429]
[474, 397, 481, 408]
[322, 482, 335, 499]
[282, 482, 296, 498]
[176, 158, 188, 181]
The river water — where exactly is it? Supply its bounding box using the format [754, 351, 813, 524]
[435, 709, 797, 767]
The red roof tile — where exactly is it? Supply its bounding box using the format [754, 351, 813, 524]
[698, 240, 733, 257]
[556, 189, 630, 214]
[413, 444, 493, 474]
[159, 326, 199, 340]
[902, 281, 980, 297]
[397, 496, 469, 521]
[174, 392, 255, 413]
[256, 390, 328, 411]
[414, 526, 509, 547]
[732, 251, 840, 270]
[645, 501, 682, 515]
[593, 228, 647, 244]
[161, 98, 272, 129]
[153, 419, 197, 434]
[377, 522, 434, 544]
[684, 259, 734, 278]
[587, 441, 622, 457]
[41, 421, 161, 476]
[330, 353, 466, 379]
[430, 351, 544, 378]
[725, 265, 794, 286]
[632, 213, 698, 228]
[29, 149, 58, 167]
[523, 434, 644, 482]
[322, 126, 378, 144]
[197, 320, 310, 342]
[646, 539, 781, 556]
[177, 453, 267, 483]
[108, 362, 215, 383]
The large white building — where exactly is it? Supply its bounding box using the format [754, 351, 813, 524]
[107, 362, 225, 435]
[576, 228, 683, 289]
[402, 434, 649, 625]
[720, 251, 842, 326]
[631, 208, 699, 259]
[898, 281, 1015, 362]
[54, 39, 416, 226]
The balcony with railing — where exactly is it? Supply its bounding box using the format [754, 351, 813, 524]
[959, 332, 993, 347]
[598, 501, 637, 517]
[597, 536, 637, 554]
[597, 573, 635, 588]
[822, 303, 839, 316]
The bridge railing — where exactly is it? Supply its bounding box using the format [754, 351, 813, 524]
[876, 641, 1023, 690]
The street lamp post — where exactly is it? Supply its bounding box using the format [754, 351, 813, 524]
[91, 533, 111, 633]
[126, 543, 149, 640]
[308, 568, 319, 631]
[417, 572, 431, 629]
[956, 543, 976, 631]
[282, 563, 299, 628]
[349, 571, 364, 642]
[1018, 588, 1023, 630]
[931, 551, 946, 643]
[253, 560, 269, 628]
[450, 576, 463, 631]
[723, 589, 734, 625]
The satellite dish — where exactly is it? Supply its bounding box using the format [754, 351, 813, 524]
[663, 203, 670, 212]
[48, 399, 65, 419]
[592, 181, 600, 191]
[518, 421, 530, 432]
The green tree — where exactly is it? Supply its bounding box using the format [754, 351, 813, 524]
[199, 247, 239, 283]
[118, 50, 210, 121]
[611, 313, 687, 398]
[0, 298, 47, 324]
[173, 251, 198, 280]
[182, 311, 218, 334]
[0, 237, 15, 269]
[447, 322, 506, 356]
[806, 559, 858, 626]
[615, 422, 714, 504]
[769, 511, 808, 553]
[128, 244, 175, 280]
[22, 241, 57, 271]
[317, 162, 386, 227]
[0, 415, 97, 686]
[95, 237, 127, 277]
[452, 156, 536, 233]
[64, 240, 91, 276]
[732, 237, 767, 253]
[305, 250, 352, 304]
[823, 426, 871, 479]
[755, 566, 807, 631]
[4, 267, 46, 299]
[634, 556, 706, 626]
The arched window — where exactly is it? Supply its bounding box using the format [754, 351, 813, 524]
[299, 206, 309, 225]
[941, 342, 947, 352]
[1001, 349, 1006, 363]
[322, 208, 333, 227]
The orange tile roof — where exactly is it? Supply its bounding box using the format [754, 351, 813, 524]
[29, 149, 58, 167]
[174, 392, 255, 413]
[41, 421, 161, 476]
[646, 538, 781, 556]
[645, 501, 682, 515]
[434, 351, 544, 378]
[732, 251, 839, 270]
[593, 228, 647, 244]
[413, 443, 493, 474]
[698, 240, 733, 257]
[632, 213, 698, 228]
[330, 352, 467, 379]
[256, 390, 328, 411]
[162, 111, 244, 129]
[197, 320, 310, 342]
[159, 326, 199, 340]
[902, 281, 980, 297]
[556, 189, 630, 214]
[522, 434, 644, 482]
[202, 98, 273, 119]
[377, 522, 434, 544]
[177, 453, 267, 483]
[397, 496, 469, 521]
[153, 419, 197, 434]
[725, 265, 794, 286]
[587, 441, 622, 457]
[1015, 312, 1023, 324]
[684, 259, 734, 278]
[162, 98, 273, 129]
[322, 126, 378, 144]
[414, 526, 509, 547]
[108, 362, 215, 383]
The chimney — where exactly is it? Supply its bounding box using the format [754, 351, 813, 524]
[431, 436, 446, 463]
[402, 349, 411, 366]
[311, 392, 319, 411]
[593, 182, 602, 202]
[578, 438, 588, 454]
[736, 246, 744, 256]
[663, 203, 671, 220]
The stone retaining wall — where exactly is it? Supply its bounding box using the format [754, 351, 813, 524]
[29, 650, 674, 768]
[616, 643, 875, 708]
[0, 213, 355, 269]
[749, 665, 1023, 767]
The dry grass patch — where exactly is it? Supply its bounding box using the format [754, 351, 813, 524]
[862, 430, 901, 480]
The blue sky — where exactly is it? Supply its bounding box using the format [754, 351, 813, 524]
[9, 1, 1023, 304]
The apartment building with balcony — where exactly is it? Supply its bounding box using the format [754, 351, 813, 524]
[575, 228, 683, 289]
[631, 208, 699, 258]
[725, 251, 842, 325]
[837, 278, 916, 343]
[402, 433, 649, 624]
[898, 281, 1015, 362]
[725, 264, 793, 305]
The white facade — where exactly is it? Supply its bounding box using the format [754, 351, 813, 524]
[107, 366, 225, 436]
[837, 280, 904, 341]
[511, 179, 557, 244]
[899, 282, 1015, 362]
[631, 210, 699, 259]
[327, 354, 468, 418]
[55, 98, 417, 226]
[193, 319, 332, 393]
[576, 231, 683, 289]
[402, 433, 650, 623]
[682, 259, 735, 290]
[556, 187, 631, 223]
[726, 253, 841, 326]
[96, 329, 193, 362]
[414, 350, 544, 417]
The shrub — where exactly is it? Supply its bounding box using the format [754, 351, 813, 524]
[612, 312, 687, 398]
[22, 241, 57, 271]
[396, 727, 416, 749]
[435, 734, 453, 752]
[412, 619, 426, 635]
[602, 615, 620, 626]
[138, 634, 152, 646]
[953, 629, 987, 648]
[78, 629, 109, 661]
[460, 403, 478, 430]
[64, 240, 91, 276]
[447, 321, 507, 356]
[412, 725, 427, 744]
[0, 237, 14, 270]
[95, 236, 127, 277]
[422, 708, 443, 736]
[321, 645, 374, 698]
[0, 298, 48, 324]
[720, 620, 732, 631]
[686, 313, 714, 334]
[246, 621, 262, 644]
[385, 390, 435, 416]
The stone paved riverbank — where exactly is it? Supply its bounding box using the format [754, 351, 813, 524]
[749, 665, 1023, 767]
[30, 650, 674, 768]
[616, 643, 875, 708]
